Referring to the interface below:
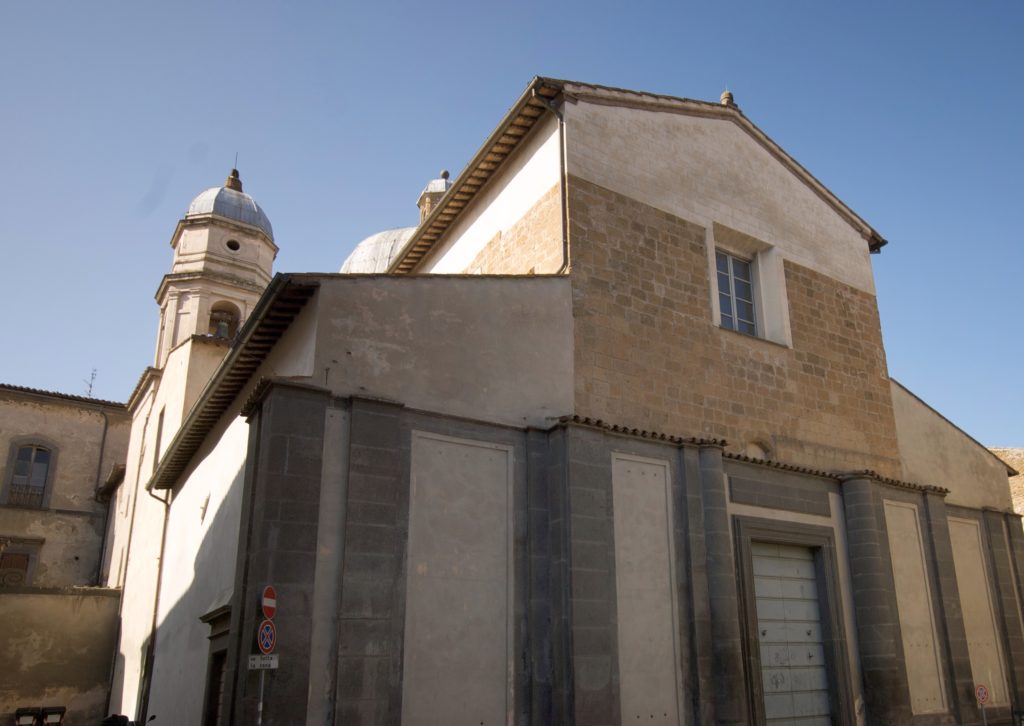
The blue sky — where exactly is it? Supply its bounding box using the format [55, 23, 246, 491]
[1, 2, 1021, 445]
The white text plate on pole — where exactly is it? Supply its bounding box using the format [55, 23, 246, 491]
[249, 654, 279, 670]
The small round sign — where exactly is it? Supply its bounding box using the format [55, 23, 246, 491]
[257, 619, 277, 655]
[262, 585, 277, 620]
[975, 683, 989, 704]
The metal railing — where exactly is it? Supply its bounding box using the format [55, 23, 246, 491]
[6, 484, 44, 508]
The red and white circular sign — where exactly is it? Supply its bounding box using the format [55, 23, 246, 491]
[262, 585, 277, 620]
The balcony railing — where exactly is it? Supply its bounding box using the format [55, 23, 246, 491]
[6, 484, 44, 508]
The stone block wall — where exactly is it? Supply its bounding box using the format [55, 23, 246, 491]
[568, 175, 902, 477]
[990, 448, 1024, 519]
[465, 183, 563, 274]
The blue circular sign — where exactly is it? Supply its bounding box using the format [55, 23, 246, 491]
[258, 619, 277, 654]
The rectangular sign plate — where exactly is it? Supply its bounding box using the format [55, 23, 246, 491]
[248, 654, 279, 670]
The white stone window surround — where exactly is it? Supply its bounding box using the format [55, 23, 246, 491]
[706, 223, 793, 348]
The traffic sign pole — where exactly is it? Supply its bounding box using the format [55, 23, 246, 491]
[256, 586, 277, 726]
[976, 684, 989, 726]
[257, 670, 265, 726]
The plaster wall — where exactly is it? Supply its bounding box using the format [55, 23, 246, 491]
[891, 382, 1012, 509]
[564, 100, 876, 294]
[313, 275, 574, 428]
[0, 509, 104, 586]
[402, 431, 514, 725]
[882, 500, 946, 714]
[146, 416, 248, 725]
[947, 516, 1010, 706]
[111, 292, 318, 718]
[610, 453, 682, 724]
[0, 589, 119, 725]
[419, 115, 561, 273]
[108, 342, 220, 717]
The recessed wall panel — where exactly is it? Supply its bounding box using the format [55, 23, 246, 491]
[611, 454, 682, 724]
[403, 432, 512, 726]
[883, 501, 946, 714]
[948, 516, 1009, 706]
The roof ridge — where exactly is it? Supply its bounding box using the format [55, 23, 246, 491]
[0, 382, 127, 408]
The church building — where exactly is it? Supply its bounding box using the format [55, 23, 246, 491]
[104, 78, 1024, 726]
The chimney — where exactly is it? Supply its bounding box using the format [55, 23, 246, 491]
[417, 170, 452, 223]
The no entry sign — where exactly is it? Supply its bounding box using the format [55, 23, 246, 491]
[262, 585, 277, 620]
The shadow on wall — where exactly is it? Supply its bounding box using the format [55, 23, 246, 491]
[131, 456, 247, 725]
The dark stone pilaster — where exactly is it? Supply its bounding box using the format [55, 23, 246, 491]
[923, 491, 976, 723]
[840, 476, 912, 725]
[230, 382, 330, 725]
[547, 427, 574, 726]
[334, 398, 407, 726]
[681, 446, 715, 726]
[697, 445, 749, 725]
[527, 429, 554, 724]
[566, 427, 619, 726]
[982, 510, 1024, 711]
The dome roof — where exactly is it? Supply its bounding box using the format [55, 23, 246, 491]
[340, 227, 416, 273]
[186, 169, 274, 241]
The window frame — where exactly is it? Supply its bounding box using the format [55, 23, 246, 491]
[2, 436, 59, 510]
[0, 536, 44, 586]
[706, 224, 793, 347]
[716, 249, 758, 336]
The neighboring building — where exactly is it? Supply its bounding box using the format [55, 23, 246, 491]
[990, 448, 1024, 522]
[0, 384, 130, 724]
[107, 78, 1024, 726]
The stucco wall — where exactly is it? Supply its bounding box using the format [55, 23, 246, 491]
[564, 100, 876, 294]
[882, 500, 946, 714]
[146, 416, 247, 724]
[948, 516, 1011, 706]
[313, 275, 574, 428]
[891, 381, 1012, 509]
[0, 589, 120, 724]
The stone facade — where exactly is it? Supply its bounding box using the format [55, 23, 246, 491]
[568, 176, 901, 477]
[466, 183, 563, 274]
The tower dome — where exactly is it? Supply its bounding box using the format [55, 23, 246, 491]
[185, 169, 274, 241]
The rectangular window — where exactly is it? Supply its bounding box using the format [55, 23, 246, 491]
[8, 445, 51, 508]
[716, 250, 757, 336]
[0, 551, 30, 585]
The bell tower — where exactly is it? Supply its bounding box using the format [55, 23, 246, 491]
[154, 169, 277, 367]
[153, 169, 277, 414]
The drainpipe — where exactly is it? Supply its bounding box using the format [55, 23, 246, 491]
[93, 408, 110, 586]
[532, 88, 571, 273]
[138, 485, 171, 723]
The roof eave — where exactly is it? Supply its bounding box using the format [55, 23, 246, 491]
[147, 273, 319, 490]
[388, 76, 562, 274]
[387, 77, 890, 271]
